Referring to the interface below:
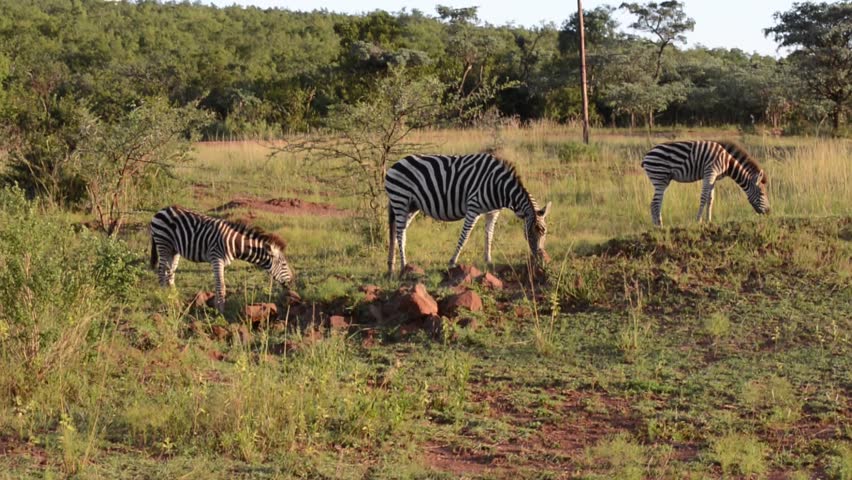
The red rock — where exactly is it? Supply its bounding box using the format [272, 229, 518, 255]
[211, 325, 230, 341]
[243, 303, 278, 324]
[440, 290, 483, 317]
[445, 264, 482, 287]
[329, 315, 350, 332]
[361, 328, 378, 348]
[191, 291, 216, 309]
[388, 283, 438, 320]
[360, 284, 381, 302]
[402, 263, 425, 277]
[479, 272, 503, 290]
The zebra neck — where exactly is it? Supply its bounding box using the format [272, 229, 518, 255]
[726, 158, 756, 191]
[234, 236, 270, 267]
[511, 189, 538, 218]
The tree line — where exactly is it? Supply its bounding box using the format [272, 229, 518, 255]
[1, 0, 848, 136]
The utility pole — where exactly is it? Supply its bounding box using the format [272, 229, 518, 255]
[577, 0, 591, 144]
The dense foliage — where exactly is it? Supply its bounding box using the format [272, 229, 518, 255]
[0, 0, 848, 140]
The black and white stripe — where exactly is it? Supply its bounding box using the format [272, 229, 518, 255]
[150, 205, 293, 312]
[641, 140, 770, 226]
[384, 153, 551, 276]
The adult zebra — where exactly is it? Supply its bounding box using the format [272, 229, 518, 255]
[641, 140, 770, 226]
[384, 152, 551, 277]
[150, 206, 293, 312]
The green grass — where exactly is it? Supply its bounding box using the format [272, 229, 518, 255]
[0, 126, 850, 478]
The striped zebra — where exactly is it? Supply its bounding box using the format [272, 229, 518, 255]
[150, 206, 293, 312]
[641, 140, 770, 226]
[384, 152, 551, 276]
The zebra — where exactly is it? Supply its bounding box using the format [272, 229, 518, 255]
[384, 152, 551, 277]
[641, 140, 770, 226]
[150, 205, 293, 312]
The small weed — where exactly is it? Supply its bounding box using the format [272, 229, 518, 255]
[587, 432, 647, 480]
[741, 376, 802, 427]
[703, 311, 731, 341]
[59, 413, 84, 476]
[711, 432, 767, 478]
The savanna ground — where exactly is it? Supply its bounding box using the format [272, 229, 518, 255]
[1, 124, 850, 479]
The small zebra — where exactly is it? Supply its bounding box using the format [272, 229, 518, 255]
[641, 140, 770, 226]
[150, 206, 293, 312]
[384, 152, 551, 276]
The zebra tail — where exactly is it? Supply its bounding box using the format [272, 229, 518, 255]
[149, 234, 158, 271]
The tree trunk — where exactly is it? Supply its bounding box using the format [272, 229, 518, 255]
[577, 0, 591, 144]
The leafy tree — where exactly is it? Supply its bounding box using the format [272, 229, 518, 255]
[437, 5, 496, 99]
[78, 98, 209, 236]
[558, 5, 620, 55]
[620, 1, 695, 80]
[765, 1, 852, 132]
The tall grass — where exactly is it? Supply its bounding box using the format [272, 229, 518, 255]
[185, 128, 850, 276]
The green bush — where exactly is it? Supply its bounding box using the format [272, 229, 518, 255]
[0, 187, 136, 428]
[92, 234, 144, 300]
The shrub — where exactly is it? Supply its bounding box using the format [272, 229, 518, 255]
[0, 187, 135, 430]
[711, 432, 767, 477]
[587, 433, 647, 480]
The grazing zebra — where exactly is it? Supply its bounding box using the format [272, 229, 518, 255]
[641, 140, 770, 226]
[384, 152, 551, 276]
[150, 206, 293, 312]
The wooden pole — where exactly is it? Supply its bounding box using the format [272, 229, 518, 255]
[577, 0, 591, 144]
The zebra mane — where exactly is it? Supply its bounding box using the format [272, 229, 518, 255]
[717, 141, 763, 174]
[226, 219, 288, 251]
[485, 151, 532, 196]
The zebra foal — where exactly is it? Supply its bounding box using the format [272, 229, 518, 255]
[641, 140, 770, 226]
[150, 206, 293, 312]
[384, 153, 551, 276]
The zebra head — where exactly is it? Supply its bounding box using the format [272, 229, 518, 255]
[524, 201, 552, 261]
[268, 246, 293, 286]
[747, 170, 770, 214]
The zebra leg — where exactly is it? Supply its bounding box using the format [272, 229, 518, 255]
[650, 180, 670, 227]
[697, 179, 715, 223]
[156, 247, 178, 286]
[211, 258, 226, 314]
[166, 254, 180, 286]
[706, 186, 716, 223]
[396, 211, 419, 276]
[449, 212, 481, 268]
[483, 210, 500, 267]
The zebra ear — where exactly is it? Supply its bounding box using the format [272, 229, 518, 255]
[538, 201, 552, 218]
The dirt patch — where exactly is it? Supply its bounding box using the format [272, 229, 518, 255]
[210, 196, 350, 218]
[0, 435, 50, 468]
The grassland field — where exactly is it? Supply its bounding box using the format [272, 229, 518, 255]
[0, 124, 850, 479]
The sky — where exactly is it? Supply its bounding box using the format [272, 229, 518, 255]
[206, 0, 800, 57]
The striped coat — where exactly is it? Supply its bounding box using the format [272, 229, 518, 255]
[641, 140, 770, 226]
[150, 206, 293, 312]
[384, 153, 551, 276]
